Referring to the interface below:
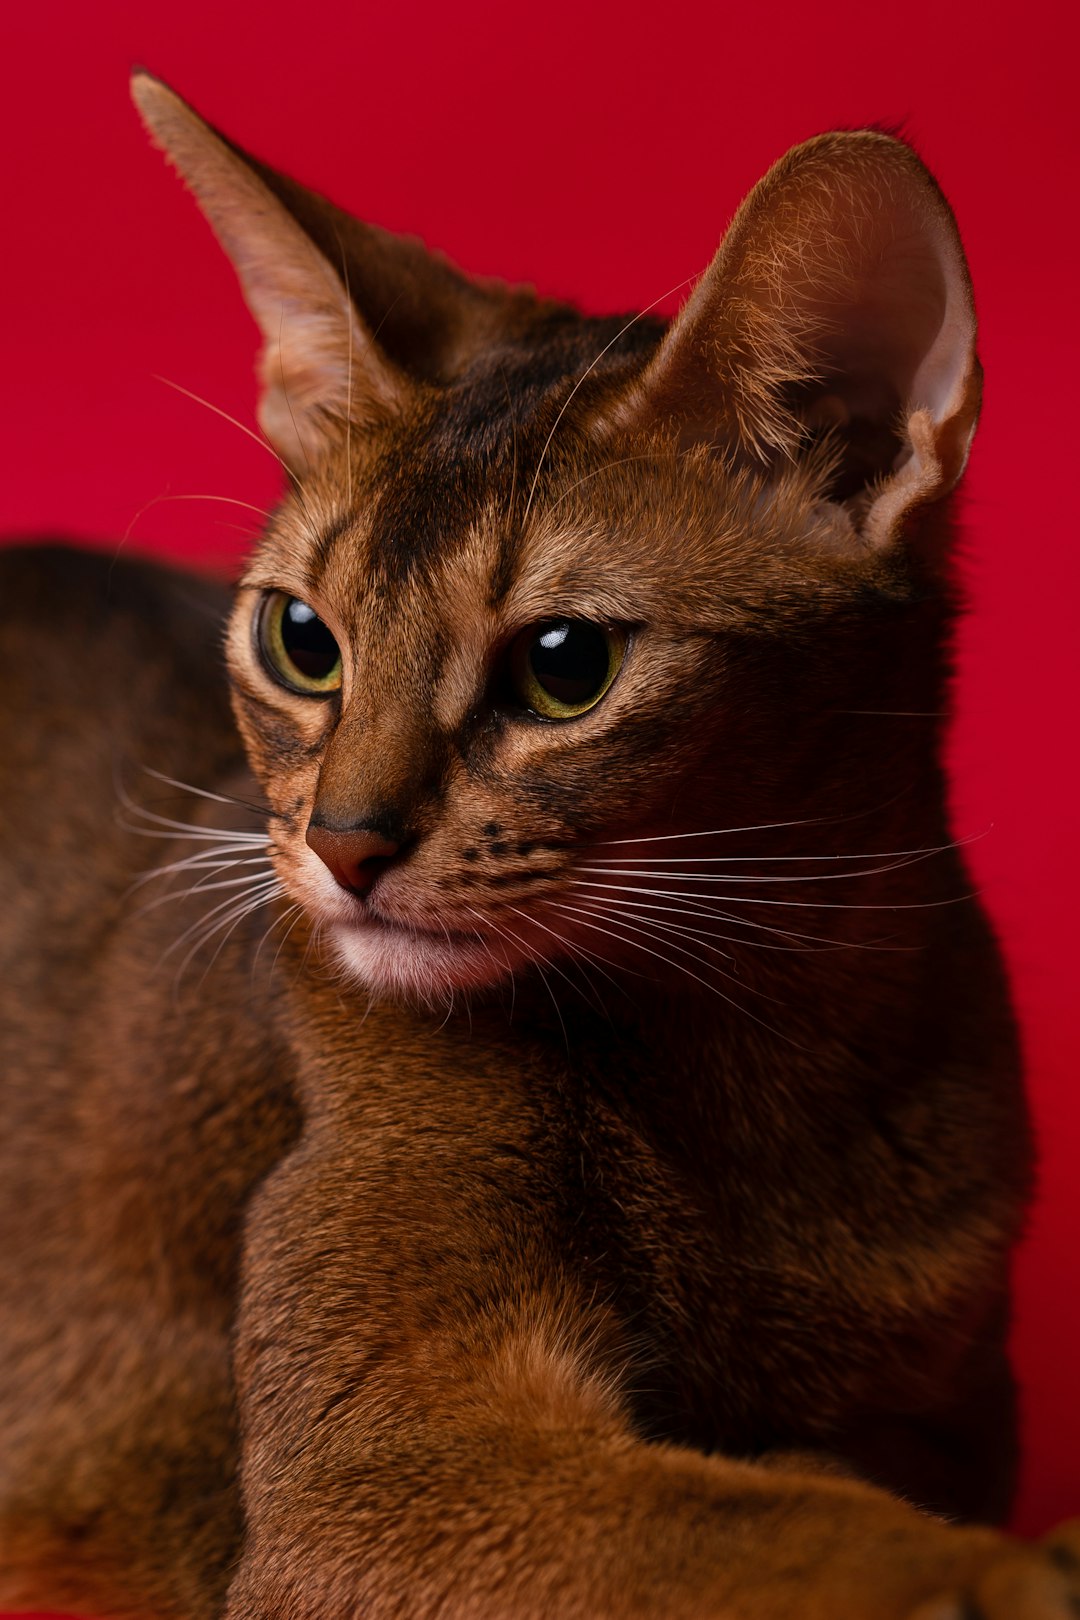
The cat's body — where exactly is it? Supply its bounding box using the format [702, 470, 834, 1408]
[0, 75, 1076, 1620]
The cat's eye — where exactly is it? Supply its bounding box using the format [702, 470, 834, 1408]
[507, 620, 626, 719]
[258, 591, 342, 695]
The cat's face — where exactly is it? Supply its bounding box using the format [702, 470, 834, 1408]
[225, 376, 894, 1001]
[136, 76, 981, 1003]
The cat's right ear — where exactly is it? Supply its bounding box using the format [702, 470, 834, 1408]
[131, 72, 405, 474]
[607, 131, 981, 555]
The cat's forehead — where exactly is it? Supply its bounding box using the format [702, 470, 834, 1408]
[251, 353, 580, 583]
[248, 332, 837, 643]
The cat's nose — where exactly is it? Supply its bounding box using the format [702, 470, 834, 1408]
[305, 821, 401, 897]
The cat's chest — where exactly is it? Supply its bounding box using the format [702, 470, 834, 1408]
[562, 1056, 1009, 1457]
[295, 985, 1015, 1463]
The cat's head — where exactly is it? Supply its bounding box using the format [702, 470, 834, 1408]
[134, 75, 980, 1004]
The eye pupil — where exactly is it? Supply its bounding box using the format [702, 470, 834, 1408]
[281, 598, 338, 680]
[259, 592, 342, 694]
[529, 620, 610, 706]
[508, 619, 625, 719]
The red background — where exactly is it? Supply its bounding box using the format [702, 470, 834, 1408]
[1, 0, 1076, 1583]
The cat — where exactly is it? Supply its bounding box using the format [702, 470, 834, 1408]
[0, 68, 1076, 1620]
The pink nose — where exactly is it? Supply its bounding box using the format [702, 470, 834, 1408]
[305, 823, 400, 897]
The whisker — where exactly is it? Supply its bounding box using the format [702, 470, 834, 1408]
[171, 879, 283, 993]
[502, 902, 622, 1024]
[162, 876, 282, 965]
[556, 896, 804, 1008]
[588, 794, 922, 848]
[154, 375, 292, 474]
[154, 374, 324, 549]
[128, 850, 273, 892]
[590, 814, 827, 847]
[563, 893, 820, 954]
[119, 817, 269, 845]
[521, 274, 696, 526]
[548, 450, 675, 513]
[570, 876, 974, 914]
[544, 900, 814, 1052]
[132, 867, 276, 921]
[125, 490, 271, 525]
[579, 849, 957, 886]
[116, 776, 270, 846]
[468, 907, 573, 1052]
[583, 837, 975, 867]
[138, 767, 275, 821]
[563, 886, 903, 952]
[256, 901, 306, 982]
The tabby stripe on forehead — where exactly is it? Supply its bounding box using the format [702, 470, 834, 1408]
[307, 511, 358, 583]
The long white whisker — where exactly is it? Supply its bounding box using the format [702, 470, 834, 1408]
[544, 900, 813, 1052]
[162, 877, 282, 964]
[588, 795, 924, 848]
[120, 822, 268, 845]
[503, 902, 625, 989]
[591, 814, 826, 846]
[548, 451, 671, 513]
[257, 901, 305, 981]
[469, 908, 572, 1051]
[133, 869, 277, 921]
[564, 894, 819, 954]
[153, 374, 323, 549]
[521, 274, 695, 526]
[584, 837, 975, 866]
[171, 880, 283, 992]
[468, 905, 576, 998]
[502, 902, 622, 1021]
[555, 897, 802, 1008]
[138, 767, 273, 818]
[579, 851, 950, 886]
[154, 374, 288, 468]
[564, 886, 902, 952]
[129, 851, 273, 891]
[482, 913, 569, 1049]
[571, 876, 971, 914]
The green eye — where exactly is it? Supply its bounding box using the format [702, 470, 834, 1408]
[258, 592, 342, 695]
[508, 620, 626, 719]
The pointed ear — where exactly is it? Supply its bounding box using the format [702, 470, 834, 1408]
[132, 71, 404, 471]
[616, 132, 980, 550]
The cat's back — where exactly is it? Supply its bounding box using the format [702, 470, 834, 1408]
[0, 542, 251, 1138]
[0, 543, 239, 957]
[0, 541, 295, 1356]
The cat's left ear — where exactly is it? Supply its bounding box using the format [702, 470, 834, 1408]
[612, 131, 980, 551]
[132, 72, 409, 473]
[132, 73, 536, 475]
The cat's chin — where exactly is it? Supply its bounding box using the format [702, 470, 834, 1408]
[328, 917, 516, 1003]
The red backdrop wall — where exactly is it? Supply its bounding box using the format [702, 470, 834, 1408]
[1, 0, 1076, 1574]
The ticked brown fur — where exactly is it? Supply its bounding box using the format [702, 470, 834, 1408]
[0, 74, 1077, 1620]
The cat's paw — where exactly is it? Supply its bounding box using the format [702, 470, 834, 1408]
[907, 1521, 1080, 1620]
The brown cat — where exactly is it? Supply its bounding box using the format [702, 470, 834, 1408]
[0, 71, 1076, 1620]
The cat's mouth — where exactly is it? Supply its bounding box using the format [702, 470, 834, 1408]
[326, 903, 536, 1000]
[343, 912, 481, 948]
[302, 849, 570, 1001]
